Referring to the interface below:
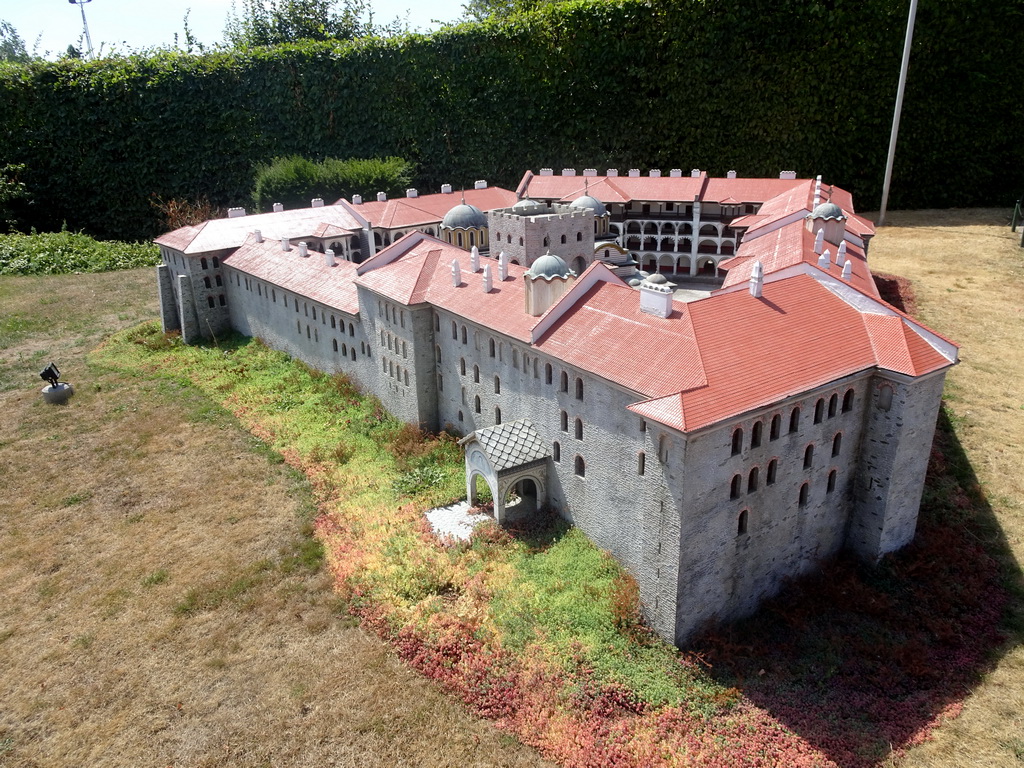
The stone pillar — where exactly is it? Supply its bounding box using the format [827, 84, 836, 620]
[176, 273, 200, 345]
[156, 264, 180, 333]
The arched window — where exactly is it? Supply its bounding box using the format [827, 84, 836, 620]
[332, 339, 338, 352]
[659, 434, 669, 463]
[461, 326, 467, 344]
[574, 456, 585, 477]
[200, 257, 208, 270]
[730, 474, 741, 500]
[637, 452, 645, 476]
[494, 376, 500, 394]
[543, 236, 550, 247]
[349, 323, 355, 337]
[828, 394, 838, 418]
[331, 315, 336, 329]
[814, 399, 824, 424]
[767, 459, 778, 485]
[207, 296, 215, 308]
[577, 231, 583, 241]
[473, 365, 480, 383]
[216, 275, 223, 287]
[458, 410, 464, 422]
[545, 363, 553, 385]
[731, 428, 743, 456]
[342, 343, 347, 356]
[489, 338, 496, 358]
[790, 407, 800, 433]
[212, 257, 219, 268]
[560, 234, 567, 244]
[575, 377, 583, 400]
[474, 395, 481, 413]
[560, 411, 568, 431]
[203, 276, 211, 289]
[560, 371, 569, 392]
[751, 421, 763, 448]
[827, 469, 837, 493]
[799, 483, 809, 507]
[842, 389, 855, 413]
[832, 433, 842, 457]
[737, 510, 748, 536]
[553, 441, 561, 462]
[748, 466, 759, 493]
[452, 321, 458, 339]
[460, 358, 466, 375]
[495, 407, 501, 424]
[878, 383, 894, 411]
[804, 444, 814, 469]
[770, 414, 781, 441]
[574, 418, 583, 440]
[218, 294, 226, 306]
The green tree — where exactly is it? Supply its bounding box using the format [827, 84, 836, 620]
[0, 164, 29, 232]
[223, 0, 381, 46]
[460, 0, 566, 23]
[0, 21, 30, 62]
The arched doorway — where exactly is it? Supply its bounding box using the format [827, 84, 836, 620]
[504, 477, 539, 517]
[571, 255, 587, 274]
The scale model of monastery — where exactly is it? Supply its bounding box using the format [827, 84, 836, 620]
[155, 168, 958, 645]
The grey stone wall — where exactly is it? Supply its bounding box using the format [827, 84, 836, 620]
[488, 207, 594, 271]
[849, 371, 946, 560]
[158, 247, 231, 341]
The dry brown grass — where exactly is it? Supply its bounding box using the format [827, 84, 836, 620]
[0, 210, 1021, 767]
[865, 209, 1024, 768]
[0, 268, 552, 767]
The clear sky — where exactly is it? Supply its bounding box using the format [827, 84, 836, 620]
[0, 0, 465, 58]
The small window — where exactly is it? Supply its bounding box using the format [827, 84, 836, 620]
[560, 371, 569, 392]
[473, 365, 480, 383]
[799, 483, 809, 507]
[770, 415, 781, 441]
[460, 358, 466, 375]
[767, 459, 778, 485]
[452, 321, 458, 339]
[474, 395, 481, 413]
[560, 411, 568, 431]
[543, 236, 549, 247]
[332, 339, 338, 352]
[827, 469, 837, 494]
[331, 315, 336, 329]
[458, 410, 464, 422]
[751, 421, 763, 448]
[575, 378, 583, 400]
[790, 407, 800, 433]
[461, 326, 467, 344]
[218, 294, 226, 306]
[212, 257, 220, 268]
[577, 231, 582, 241]
[494, 407, 501, 424]
[494, 376, 500, 394]
[814, 399, 824, 424]
[434, 315, 440, 331]
[207, 296, 215, 308]
[842, 389, 855, 413]
[828, 393, 838, 418]
[637, 452, 646, 476]
[351, 348, 356, 361]
[349, 323, 355, 337]
[574, 456, 585, 477]
[203, 276, 211, 289]
[730, 474, 741, 500]
[731, 428, 743, 456]
[748, 467, 759, 493]
[574, 418, 583, 440]
[560, 234, 566, 244]
[200, 257, 208, 270]
[342, 343, 347, 356]
[312, 307, 317, 320]
[553, 441, 561, 462]
[737, 510, 748, 536]
[489, 338, 496, 358]
[545, 363, 553, 385]
[804, 444, 814, 469]
[832, 433, 842, 457]
[878, 384, 893, 411]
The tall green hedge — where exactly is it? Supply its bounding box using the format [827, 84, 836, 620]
[0, 0, 1020, 241]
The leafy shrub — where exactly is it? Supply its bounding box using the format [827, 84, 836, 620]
[251, 155, 413, 211]
[0, 230, 159, 275]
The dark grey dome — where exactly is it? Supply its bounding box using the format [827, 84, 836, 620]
[807, 201, 845, 220]
[570, 194, 607, 216]
[442, 203, 487, 229]
[527, 252, 571, 280]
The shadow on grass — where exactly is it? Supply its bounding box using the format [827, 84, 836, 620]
[691, 407, 1024, 767]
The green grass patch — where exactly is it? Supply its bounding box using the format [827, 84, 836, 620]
[0, 230, 158, 276]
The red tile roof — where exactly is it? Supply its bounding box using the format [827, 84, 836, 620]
[519, 172, 707, 204]
[222, 235, 360, 314]
[702, 177, 808, 204]
[154, 206, 363, 255]
[344, 187, 518, 230]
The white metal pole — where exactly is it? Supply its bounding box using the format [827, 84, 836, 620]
[878, 0, 918, 226]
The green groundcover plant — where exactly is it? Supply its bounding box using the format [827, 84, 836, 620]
[89, 321, 1012, 768]
[0, 230, 159, 275]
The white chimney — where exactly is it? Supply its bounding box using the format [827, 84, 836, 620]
[482, 264, 492, 293]
[639, 279, 674, 319]
[779, 170, 797, 180]
[814, 229, 825, 255]
[837, 241, 847, 265]
[583, 168, 597, 176]
[818, 249, 831, 270]
[311, 198, 324, 208]
[727, 170, 737, 179]
[441, 184, 453, 194]
[749, 261, 764, 298]
[842, 259, 852, 280]
[254, 229, 263, 243]
[406, 188, 418, 198]
[539, 168, 553, 176]
[377, 192, 387, 202]
[649, 169, 662, 177]
[352, 194, 363, 205]
[560, 169, 576, 177]
[281, 237, 291, 252]
[669, 169, 682, 178]
[474, 179, 487, 189]
[451, 259, 462, 287]
[498, 250, 509, 281]
[606, 168, 619, 177]
[325, 248, 336, 267]
[470, 245, 481, 272]
[228, 207, 246, 218]
[691, 169, 701, 178]
[628, 169, 640, 177]
[273, 203, 284, 213]
[298, 241, 309, 258]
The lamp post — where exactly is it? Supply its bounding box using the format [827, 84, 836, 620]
[878, 0, 919, 226]
[68, 0, 94, 59]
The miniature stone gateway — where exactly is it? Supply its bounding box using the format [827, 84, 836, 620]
[154, 169, 958, 646]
